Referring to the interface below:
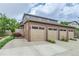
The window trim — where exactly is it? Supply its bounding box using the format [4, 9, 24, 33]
[32, 26, 38, 29]
[60, 29, 66, 31]
[39, 27, 44, 30]
[48, 28, 57, 31]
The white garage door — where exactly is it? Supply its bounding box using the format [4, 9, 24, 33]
[59, 29, 67, 40]
[31, 26, 45, 41]
[68, 30, 74, 39]
[48, 28, 58, 41]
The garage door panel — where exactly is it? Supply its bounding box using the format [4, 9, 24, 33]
[60, 31, 67, 40]
[68, 31, 74, 39]
[48, 28, 57, 41]
[31, 26, 45, 41]
[59, 28, 67, 40]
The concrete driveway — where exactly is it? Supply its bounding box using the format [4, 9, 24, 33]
[0, 38, 67, 56]
[1, 38, 79, 56]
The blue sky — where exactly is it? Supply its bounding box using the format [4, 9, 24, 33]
[0, 3, 79, 22]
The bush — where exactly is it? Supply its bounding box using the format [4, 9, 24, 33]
[47, 40, 56, 43]
[0, 30, 6, 37]
[61, 38, 69, 42]
[12, 32, 22, 37]
[64, 39, 69, 42]
[61, 38, 64, 41]
[70, 38, 77, 41]
[0, 36, 14, 49]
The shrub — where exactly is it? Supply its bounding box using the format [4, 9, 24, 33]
[12, 32, 22, 37]
[61, 38, 64, 41]
[64, 39, 69, 42]
[47, 40, 56, 43]
[70, 38, 73, 40]
[70, 38, 77, 41]
[0, 30, 6, 37]
[0, 36, 14, 49]
[61, 37, 69, 42]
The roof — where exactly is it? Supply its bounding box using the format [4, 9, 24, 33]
[20, 13, 75, 29]
[23, 13, 58, 22]
[68, 21, 79, 25]
[28, 20, 75, 29]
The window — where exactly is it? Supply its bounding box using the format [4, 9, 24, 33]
[68, 30, 70, 31]
[48, 28, 57, 31]
[64, 30, 66, 31]
[60, 29, 66, 31]
[49, 28, 53, 30]
[32, 26, 38, 29]
[39, 27, 44, 30]
[71, 30, 73, 32]
[69, 30, 73, 32]
[60, 29, 63, 31]
[53, 29, 57, 31]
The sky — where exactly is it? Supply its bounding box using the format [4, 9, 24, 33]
[0, 3, 79, 22]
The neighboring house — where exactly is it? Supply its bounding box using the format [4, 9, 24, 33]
[21, 13, 75, 42]
[68, 21, 79, 28]
[68, 21, 79, 38]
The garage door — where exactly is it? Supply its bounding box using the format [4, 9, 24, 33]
[31, 26, 45, 41]
[59, 29, 67, 40]
[68, 30, 74, 39]
[48, 27, 58, 41]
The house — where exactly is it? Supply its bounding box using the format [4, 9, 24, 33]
[21, 13, 75, 42]
[68, 21, 79, 38]
[68, 21, 79, 28]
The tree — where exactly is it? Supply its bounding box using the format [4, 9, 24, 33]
[60, 21, 70, 25]
[0, 13, 20, 36]
[0, 13, 9, 36]
[7, 18, 20, 34]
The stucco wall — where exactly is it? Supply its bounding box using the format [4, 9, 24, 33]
[23, 23, 28, 39]
[23, 21, 75, 41]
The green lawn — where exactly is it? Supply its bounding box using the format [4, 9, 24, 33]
[0, 36, 14, 49]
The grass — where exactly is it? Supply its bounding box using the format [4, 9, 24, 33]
[47, 40, 56, 43]
[61, 38, 69, 42]
[70, 38, 77, 41]
[0, 36, 14, 49]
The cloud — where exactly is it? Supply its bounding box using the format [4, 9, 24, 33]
[0, 3, 79, 22]
[0, 3, 33, 22]
[29, 3, 79, 21]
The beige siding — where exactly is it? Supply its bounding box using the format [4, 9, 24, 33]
[68, 29, 74, 39]
[23, 21, 75, 42]
[24, 23, 28, 39]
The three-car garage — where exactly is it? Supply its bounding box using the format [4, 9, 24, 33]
[23, 22, 75, 42]
[22, 14, 75, 42]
